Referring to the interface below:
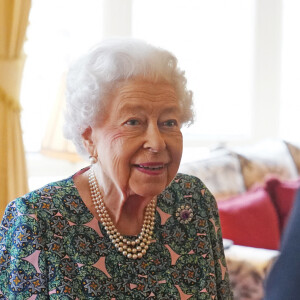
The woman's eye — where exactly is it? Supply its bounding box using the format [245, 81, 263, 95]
[163, 120, 177, 127]
[125, 119, 140, 126]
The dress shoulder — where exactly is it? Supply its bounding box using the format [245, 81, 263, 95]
[162, 172, 217, 207]
[171, 173, 214, 194]
[0, 176, 93, 299]
[1, 176, 75, 229]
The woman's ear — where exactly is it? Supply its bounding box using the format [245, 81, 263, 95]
[82, 127, 97, 156]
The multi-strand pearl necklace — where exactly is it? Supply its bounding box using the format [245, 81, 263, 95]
[88, 167, 156, 259]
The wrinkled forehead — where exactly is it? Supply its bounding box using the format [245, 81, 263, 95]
[94, 78, 182, 126]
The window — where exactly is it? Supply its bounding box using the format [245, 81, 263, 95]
[280, 0, 300, 144]
[21, 0, 103, 189]
[132, 0, 255, 142]
[21, 0, 104, 152]
[20, 0, 300, 188]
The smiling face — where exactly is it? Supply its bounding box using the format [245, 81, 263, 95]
[84, 79, 183, 199]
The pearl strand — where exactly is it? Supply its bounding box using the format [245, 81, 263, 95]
[88, 168, 156, 259]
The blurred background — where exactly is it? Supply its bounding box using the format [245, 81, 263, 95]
[1, 0, 300, 218]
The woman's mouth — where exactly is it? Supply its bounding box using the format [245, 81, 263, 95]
[137, 164, 163, 170]
[134, 163, 165, 175]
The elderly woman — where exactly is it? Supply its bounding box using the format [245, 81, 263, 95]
[0, 39, 232, 299]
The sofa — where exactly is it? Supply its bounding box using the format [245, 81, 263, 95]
[179, 139, 300, 299]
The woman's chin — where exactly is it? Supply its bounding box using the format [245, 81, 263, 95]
[129, 182, 167, 199]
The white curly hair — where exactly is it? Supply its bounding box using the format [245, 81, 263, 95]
[63, 38, 194, 158]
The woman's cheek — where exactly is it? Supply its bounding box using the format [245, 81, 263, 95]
[107, 130, 125, 144]
[169, 134, 183, 162]
[167, 131, 183, 147]
[109, 127, 141, 143]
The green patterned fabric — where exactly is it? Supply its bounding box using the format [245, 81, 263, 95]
[0, 172, 232, 299]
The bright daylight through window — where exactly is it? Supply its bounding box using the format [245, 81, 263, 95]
[20, 0, 300, 189]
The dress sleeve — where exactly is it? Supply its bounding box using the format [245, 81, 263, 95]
[198, 179, 233, 299]
[0, 197, 48, 298]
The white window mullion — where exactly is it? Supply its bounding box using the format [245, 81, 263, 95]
[252, 0, 283, 142]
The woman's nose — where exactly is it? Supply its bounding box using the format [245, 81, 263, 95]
[144, 124, 166, 152]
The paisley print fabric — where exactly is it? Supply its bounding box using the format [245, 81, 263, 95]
[0, 172, 232, 299]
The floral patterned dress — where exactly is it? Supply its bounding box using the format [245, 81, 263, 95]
[0, 172, 232, 299]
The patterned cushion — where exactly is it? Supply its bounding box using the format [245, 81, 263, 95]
[233, 140, 298, 190]
[179, 149, 245, 200]
[225, 245, 279, 300]
[285, 141, 300, 175]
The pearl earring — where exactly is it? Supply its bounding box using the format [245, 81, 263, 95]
[89, 155, 98, 164]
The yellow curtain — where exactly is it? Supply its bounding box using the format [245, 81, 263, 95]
[0, 0, 31, 219]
